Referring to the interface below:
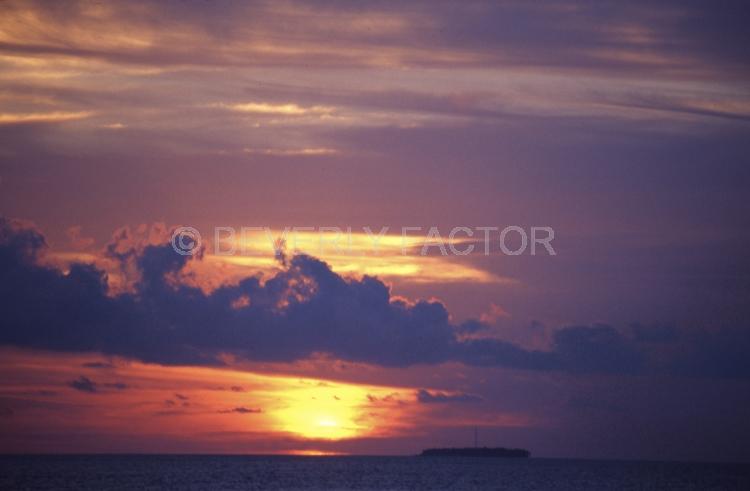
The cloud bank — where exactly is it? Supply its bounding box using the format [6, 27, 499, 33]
[1, 217, 747, 378]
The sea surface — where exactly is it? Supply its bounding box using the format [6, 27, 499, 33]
[1, 455, 749, 491]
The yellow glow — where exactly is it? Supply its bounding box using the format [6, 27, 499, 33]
[228, 229, 468, 255]
[287, 449, 345, 456]
[243, 147, 339, 156]
[101, 122, 126, 129]
[272, 381, 383, 440]
[47, 225, 513, 301]
[213, 229, 513, 285]
[219, 102, 335, 116]
[0, 111, 93, 125]
[48, 227, 514, 294]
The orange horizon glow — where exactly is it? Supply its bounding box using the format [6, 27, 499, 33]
[0, 349, 420, 452]
[0, 347, 534, 454]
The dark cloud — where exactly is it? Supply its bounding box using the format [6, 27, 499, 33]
[416, 389, 482, 404]
[671, 328, 750, 380]
[154, 410, 188, 417]
[210, 386, 247, 392]
[0, 216, 532, 369]
[30, 390, 57, 397]
[66, 375, 128, 393]
[552, 325, 644, 375]
[366, 393, 401, 406]
[601, 95, 750, 124]
[82, 361, 114, 369]
[68, 376, 97, 393]
[630, 324, 679, 344]
[104, 382, 128, 390]
[218, 407, 262, 414]
[1, 217, 749, 379]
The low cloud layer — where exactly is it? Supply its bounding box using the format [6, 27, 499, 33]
[1, 217, 748, 379]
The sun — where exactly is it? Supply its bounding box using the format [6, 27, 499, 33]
[270, 380, 389, 440]
[277, 398, 364, 440]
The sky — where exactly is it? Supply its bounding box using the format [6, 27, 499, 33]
[1, 0, 749, 461]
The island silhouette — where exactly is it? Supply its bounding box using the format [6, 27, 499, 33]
[421, 427, 530, 458]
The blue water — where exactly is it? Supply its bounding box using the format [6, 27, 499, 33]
[1, 455, 748, 490]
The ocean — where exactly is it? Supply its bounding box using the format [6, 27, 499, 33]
[1, 455, 748, 490]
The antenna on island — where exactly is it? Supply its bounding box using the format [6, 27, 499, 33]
[474, 426, 478, 448]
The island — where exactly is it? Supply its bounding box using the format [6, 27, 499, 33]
[420, 447, 530, 458]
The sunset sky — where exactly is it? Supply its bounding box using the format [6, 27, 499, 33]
[1, 0, 749, 461]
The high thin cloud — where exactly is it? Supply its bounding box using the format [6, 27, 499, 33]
[0, 111, 93, 125]
[1, 1, 747, 76]
[1, 0, 746, 170]
[1, 217, 748, 379]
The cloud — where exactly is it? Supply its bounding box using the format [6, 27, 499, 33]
[104, 382, 128, 390]
[0, 216, 536, 368]
[66, 375, 128, 393]
[416, 389, 482, 404]
[0, 111, 93, 126]
[218, 102, 335, 116]
[68, 376, 97, 393]
[630, 324, 678, 344]
[81, 361, 114, 369]
[243, 147, 339, 156]
[154, 410, 188, 417]
[66, 226, 95, 251]
[210, 385, 247, 392]
[219, 407, 262, 414]
[1, 0, 746, 77]
[552, 324, 644, 375]
[1, 217, 749, 379]
[366, 393, 402, 406]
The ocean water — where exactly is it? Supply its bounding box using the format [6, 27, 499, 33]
[1, 455, 748, 491]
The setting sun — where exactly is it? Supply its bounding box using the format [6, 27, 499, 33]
[271, 380, 401, 440]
